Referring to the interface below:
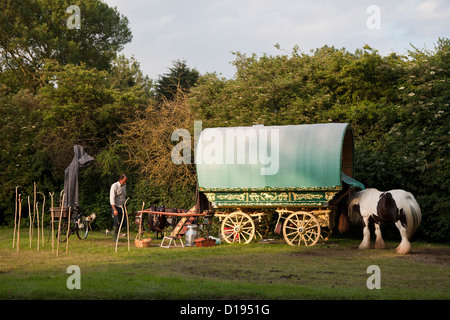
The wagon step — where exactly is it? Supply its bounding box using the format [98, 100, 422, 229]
[178, 216, 196, 236]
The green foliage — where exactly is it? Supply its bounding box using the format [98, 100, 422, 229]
[37, 59, 149, 168]
[0, 58, 151, 226]
[155, 59, 200, 101]
[190, 45, 406, 132]
[0, 0, 132, 90]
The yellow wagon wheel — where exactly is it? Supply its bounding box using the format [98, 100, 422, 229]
[221, 211, 255, 244]
[283, 211, 321, 246]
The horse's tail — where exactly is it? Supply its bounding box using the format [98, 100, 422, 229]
[402, 192, 422, 239]
[394, 190, 422, 238]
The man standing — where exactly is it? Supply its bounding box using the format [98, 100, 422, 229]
[110, 174, 127, 240]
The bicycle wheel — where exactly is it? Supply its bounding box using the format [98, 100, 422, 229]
[57, 221, 69, 243]
[76, 217, 89, 239]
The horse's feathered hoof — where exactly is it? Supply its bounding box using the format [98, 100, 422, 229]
[358, 243, 371, 250]
[396, 241, 411, 254]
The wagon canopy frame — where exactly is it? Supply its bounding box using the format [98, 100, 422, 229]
[196, 123, 364, 208]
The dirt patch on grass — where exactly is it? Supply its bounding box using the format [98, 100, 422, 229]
[407, 247, 450, 267]
[287, 243, 450, 265]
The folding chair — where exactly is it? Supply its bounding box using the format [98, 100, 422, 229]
[160, 216, 195, 248]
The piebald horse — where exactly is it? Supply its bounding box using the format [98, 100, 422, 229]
[348, 188, 421, 254]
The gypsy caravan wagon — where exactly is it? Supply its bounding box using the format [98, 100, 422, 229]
[195, 123, 365, 246]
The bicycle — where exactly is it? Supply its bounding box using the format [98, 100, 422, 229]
[49, 206, 96, 242]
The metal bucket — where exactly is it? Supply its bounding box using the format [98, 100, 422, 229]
[185, 224, 199, 247]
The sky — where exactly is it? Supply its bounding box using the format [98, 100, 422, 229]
[103, 0, 449, 81]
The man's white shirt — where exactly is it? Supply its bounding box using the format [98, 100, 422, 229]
[110, 181, 126, 207]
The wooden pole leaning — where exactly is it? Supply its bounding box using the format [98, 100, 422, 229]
[56, 192, 65, 256]
[28, 196, 32, 248]
[138, 202, 145, 240]
[49, 192, 55, 253]
[38, 192, 45, 248]
[31, 182, 36, 242]
[66, 206, 71, 253]
[124, 198, 130, 251]
[36, 202, 40, 251]
[115, 198, 130, 253]
[13, 186, 19, 249]
[115, 207, 125, 253]
[17, 194, 22, 252]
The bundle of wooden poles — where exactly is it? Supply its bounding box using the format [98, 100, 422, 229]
[12, 183, 72, 256]
[13, 183, 131, 254]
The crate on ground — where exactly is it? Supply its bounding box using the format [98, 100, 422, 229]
[195, 237, 216, 247]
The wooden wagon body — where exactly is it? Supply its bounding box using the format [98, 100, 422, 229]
[195, 123, 365, 246]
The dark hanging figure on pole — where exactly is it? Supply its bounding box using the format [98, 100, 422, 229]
[63, 145, 95, 209]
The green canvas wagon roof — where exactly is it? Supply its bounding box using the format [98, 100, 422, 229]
[196, 123, 364, 191]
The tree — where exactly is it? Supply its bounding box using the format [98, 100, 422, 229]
[37, 57, 150, 171]
[0, 88, 52, 224]
[155, 60, 200, 101]
[121, 89, 198, 208]
[0, 0, 139, 229]
[0, 57, 151, 226]
[0, 0, 132, 91]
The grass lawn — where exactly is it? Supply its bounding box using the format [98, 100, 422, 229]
[0, 227, 449, 300]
